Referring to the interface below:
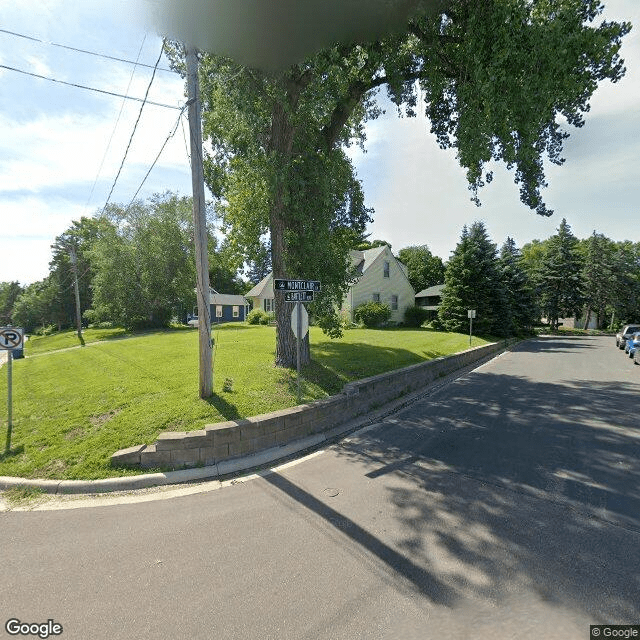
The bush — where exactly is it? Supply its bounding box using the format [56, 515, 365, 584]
[404, 305, 429, 328]
[247, 309, 266, 325]
[353, 302, 391, 328]
[260, 312, 275, 325]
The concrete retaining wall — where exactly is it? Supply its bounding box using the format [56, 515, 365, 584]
[111, 340, 513, 470]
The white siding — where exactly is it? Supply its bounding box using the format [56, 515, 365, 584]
[342, 246, 415, 323]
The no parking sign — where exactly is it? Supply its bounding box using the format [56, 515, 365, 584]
[0, 326, 23, 350]
[1, 326, 23, 454]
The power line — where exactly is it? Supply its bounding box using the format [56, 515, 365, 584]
[86, 35, 149, 209]
[0, 63, 181, 110]
[127, 105, 187, 207]
[101, 42, 168, 212]
[0, 27, 174, 73]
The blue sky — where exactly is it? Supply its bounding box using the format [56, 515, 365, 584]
[1, 0, 638, 285]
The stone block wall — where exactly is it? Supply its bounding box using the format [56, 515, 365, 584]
[111, 340, 513, 470]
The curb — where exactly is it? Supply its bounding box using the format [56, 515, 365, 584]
[0, 341, 518, 496]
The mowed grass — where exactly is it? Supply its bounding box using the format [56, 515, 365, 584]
[0, 325, 491, 480]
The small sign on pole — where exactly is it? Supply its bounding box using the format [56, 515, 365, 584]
[285, 290, 314, 302]
[468, 310, 476, 346]
[1, 327, 23, 455]
[275, 279, 321, 292]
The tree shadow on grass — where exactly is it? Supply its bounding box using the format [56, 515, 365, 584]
[331, 371, 640, 623]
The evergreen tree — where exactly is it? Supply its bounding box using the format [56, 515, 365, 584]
[439, 222, 505, 336]
[580, 232, 616, 328]
[499, 237, 536, 334]
[539, 219, 584, 329]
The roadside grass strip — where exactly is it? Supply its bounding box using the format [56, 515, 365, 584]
[0, 325, 489, 480]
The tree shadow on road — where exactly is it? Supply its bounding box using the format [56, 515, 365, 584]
[329, 371, 640, 623]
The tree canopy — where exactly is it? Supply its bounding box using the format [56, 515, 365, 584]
[167, 0, 629, 367]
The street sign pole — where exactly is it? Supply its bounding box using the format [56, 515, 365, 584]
[5, 350, 12, 455]
[469, 315, 473, 346]
[296, 301, 302, 404]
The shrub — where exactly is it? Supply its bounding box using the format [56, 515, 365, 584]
[353, 302, 391, 328]
[404, 305, 429, 328]
[247, 309, 266, 325]
[260, 312, 275, 325]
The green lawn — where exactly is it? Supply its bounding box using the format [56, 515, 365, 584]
[0, 325, 490, 480]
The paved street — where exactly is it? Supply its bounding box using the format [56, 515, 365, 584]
[1, 336, 638, 639]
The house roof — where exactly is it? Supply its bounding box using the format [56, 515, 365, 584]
[415, 284, 445, 298]
[210, 292, 248, 306]
[245, 274, 273, 299]
[349, 246, 387, 275]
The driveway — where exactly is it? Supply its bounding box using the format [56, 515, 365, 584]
[0, 335, 638, 639]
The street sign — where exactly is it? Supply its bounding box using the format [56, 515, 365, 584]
[285, 291, 314, 302]
[0, 327, 23, 350]
[274, 279, 321, 292]
[467, 310, 477, 319]
[291, 304, 309, 339]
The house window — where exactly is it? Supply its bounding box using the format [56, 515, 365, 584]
[391, 295, 398, 311]
[372, 293, 380, 302]
[216, 305, 223, 318]
[232, 306, 239, 318]
[264, 298, 274, 312]
[383, 261, 390, 278]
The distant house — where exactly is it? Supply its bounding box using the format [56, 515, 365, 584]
[245, 246, 416, 324]
[209, 289, 250, 323]
[245, 274, 275, 314]
[342, 246, 415, 323]
[415, 284, 444, 309]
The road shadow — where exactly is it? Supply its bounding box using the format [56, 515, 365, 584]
[331, 370, 640, 623]
[512, 335, 599, 353]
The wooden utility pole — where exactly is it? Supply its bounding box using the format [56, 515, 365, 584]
[69, 245, 84, 345]
[186, 45, 213, 398]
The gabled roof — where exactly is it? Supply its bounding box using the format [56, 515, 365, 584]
[245, 273, 273, 299]
[349, 245, 387, 275]
[210, 292, 248, 306]
[415, 284, 445, 298]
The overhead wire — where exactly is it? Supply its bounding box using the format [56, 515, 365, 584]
[86, 34, 149, 210]
[0, 27, 174, 72]
[101, 41, 167, 213]
[126, 104, 188, 207]
[0, 63, 181, 110]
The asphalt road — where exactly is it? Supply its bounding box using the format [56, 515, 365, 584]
[1, 336, 638, 640]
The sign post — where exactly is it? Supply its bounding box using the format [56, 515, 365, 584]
[1, 327, 24, 454]
[468, 310, 476, 346]
[278, 280, 319, 405]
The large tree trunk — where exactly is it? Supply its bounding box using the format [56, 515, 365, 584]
[268, 99, 311, 369]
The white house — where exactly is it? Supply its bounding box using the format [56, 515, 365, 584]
[342, 245, 415, 323]
[246, 246, 415, 324]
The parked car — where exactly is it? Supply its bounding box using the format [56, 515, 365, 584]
[635, 344, 640, 365]
[187, 315, 199, 327]
[626, 332, 640, 358]
[616, 324, 640, 349]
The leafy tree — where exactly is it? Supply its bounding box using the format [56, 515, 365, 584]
[167, 1, 629, 367]
[89, 194, 198, 329]
[0, 281, 23, 324]
[12, 279, 59, 333]
[397, 245, 445, 293]
[356, 239, 392, 251]
[244, 240, 272, 285]
[608, 240, 640, 328]
[499, 237, 536, 334]
[439, 221, 505, 335]
[539, 218, 584, 329]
